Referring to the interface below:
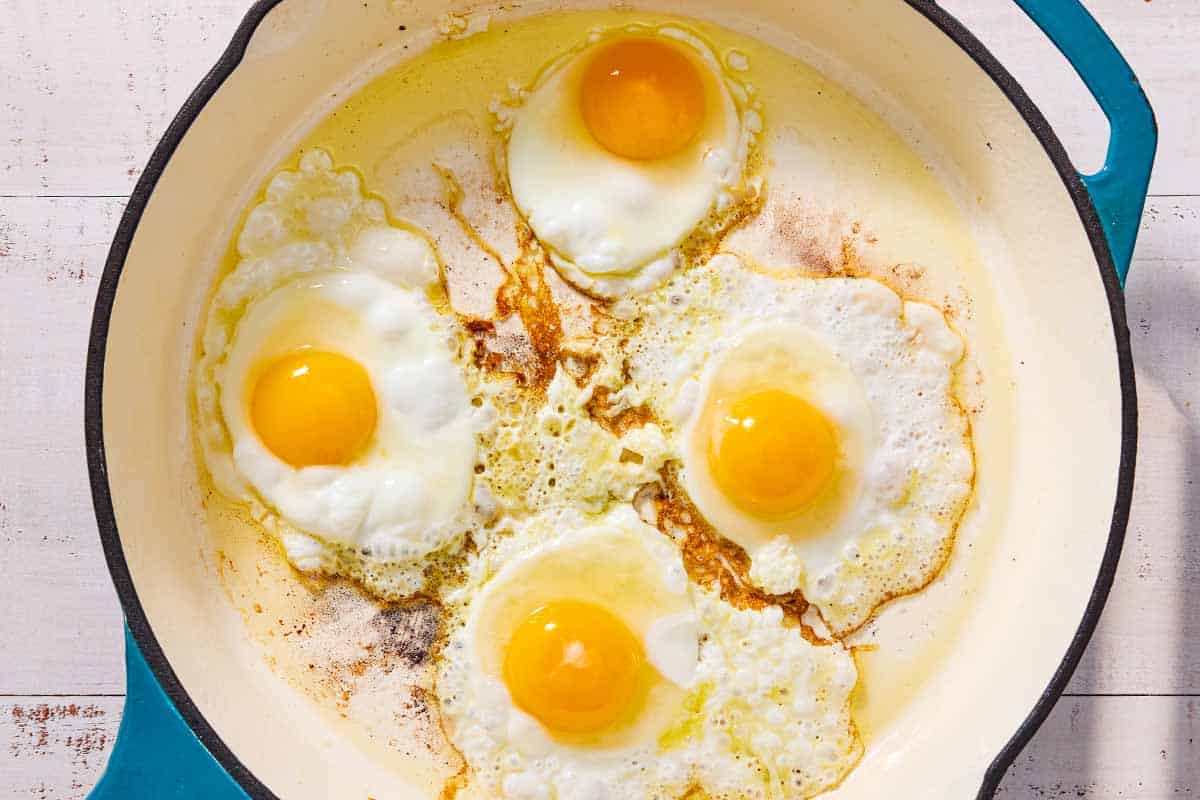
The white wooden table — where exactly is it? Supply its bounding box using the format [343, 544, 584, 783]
[1, 1, 1196, 796]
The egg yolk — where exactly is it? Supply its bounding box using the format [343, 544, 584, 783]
[709, 389, 837, 516]
[503, 600, 644, 736]
[250, 350, 377, 468]
[580, 37, 706, 161]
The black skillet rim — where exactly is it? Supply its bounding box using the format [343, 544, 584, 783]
[84, 2, 1138, 797]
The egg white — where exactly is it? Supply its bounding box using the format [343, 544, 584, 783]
[437, 505, 863, 799]
[195, 150, 491, 598]
[480, 363, 671, 516]
[504, 25, 759, 297]
[438, 506, 699, 799]
[219, 270, 477, 553]
[685, 592, 863, 799]
[626, 255, 974, 635]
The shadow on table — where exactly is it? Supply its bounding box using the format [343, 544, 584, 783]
[1128, 259, 1200, 796]
[995, 226, 1200, 797]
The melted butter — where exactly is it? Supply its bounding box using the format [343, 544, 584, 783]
[200, 5, 1015, 789]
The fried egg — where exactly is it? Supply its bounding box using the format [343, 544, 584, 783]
[437, 506, 863, 799]
[503, 25, 759, 297]
[195, 150, 489, 597]
[438, 507, 698, 799]
[627, 255, 974, 635]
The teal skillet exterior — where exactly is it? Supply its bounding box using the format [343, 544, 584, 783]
[1014, 0, 1157, 285]
[86, 0, 1156, 797]
[89, 629, 247, 798]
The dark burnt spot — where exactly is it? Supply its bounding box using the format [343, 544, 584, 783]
[372, 598, 441, 667]
[463, 318, 495, 337]
[462, 318, 511, 375]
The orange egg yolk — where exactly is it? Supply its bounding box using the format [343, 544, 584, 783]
[503, 600, 644, 736]
[250, 350, 377, 468]
[709, 389, 838, 516]
[580, 37, 706, 161]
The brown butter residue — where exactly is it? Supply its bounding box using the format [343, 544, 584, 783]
[651, 468, 823, 644]
[439, 164, 566, 392]
[584, 383, 655, 436]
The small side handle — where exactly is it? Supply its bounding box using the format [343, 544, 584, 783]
[1014, 0, 1158, 284]
[88, 626, 249, 799]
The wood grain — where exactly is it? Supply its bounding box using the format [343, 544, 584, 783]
[0, 197, 125, 696]
[996, 696, 1200, 798]
[1, 698, 122, 800]
[1, 0, 1198, 196]
[2, 696, 1193, 799]
[0, 0, 247, 196]
[0, 0, 1196, 798]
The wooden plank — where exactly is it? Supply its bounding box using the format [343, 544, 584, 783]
[0, 197, 126, 695]
[0, 0, 247, 196]
[940, 0, 1200, 194]
[1, 1, 1197, 197]
[0, 695, 1193, 798]
[0, 697, 123, 800]
[995, 696, 1200, 798]
[1, 0, 1198, 794]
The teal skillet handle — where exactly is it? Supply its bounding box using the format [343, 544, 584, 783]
[88, 626, 249, 799]
[1013, 0, 1157, 284]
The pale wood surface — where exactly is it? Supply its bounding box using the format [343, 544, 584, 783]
[1, 1, 1196, 797]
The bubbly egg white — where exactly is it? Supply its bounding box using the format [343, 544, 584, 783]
[627, 255, 974, 635]
[481, 364, 671, 516]
[502, 24, 760, 297]
[195, 150, 491, 598]
[685, 593, 863, 799]
[437, 506, 862, 799]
